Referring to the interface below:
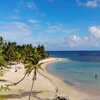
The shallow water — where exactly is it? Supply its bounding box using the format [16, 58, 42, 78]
[47, 59, 100, 95]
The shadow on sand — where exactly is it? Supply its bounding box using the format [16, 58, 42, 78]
[2, 90, 51, 100]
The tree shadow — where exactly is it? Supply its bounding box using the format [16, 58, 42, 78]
[2, 90, 51, 100]
[0, 79, 13, 83]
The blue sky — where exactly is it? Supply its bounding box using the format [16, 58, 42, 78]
[0, 0, 100, 50]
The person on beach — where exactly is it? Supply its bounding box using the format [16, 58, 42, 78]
[95, 74, 97, 80]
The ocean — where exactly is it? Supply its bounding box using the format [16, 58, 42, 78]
[47, 51, 100, 95]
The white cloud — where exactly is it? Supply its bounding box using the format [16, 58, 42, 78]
[57, 26, 100, 49]
[1, 21, 100, 50]
[0, 21, 34, 44]
[19, 0, 44, 17]
[20, 0, 37, 10]
[89, 26, 100, 38]
[86, 0, 98, 7]
[77, 0, 100, 8]
[28, 19, 40, 24]
[26, 1, 37, 10]
[68, 35, 80, 42]
[45, 25, 100, 50]
[57, 35, 98, 50]
[62, 35, 82, 48]
[45, 24, 78, 34]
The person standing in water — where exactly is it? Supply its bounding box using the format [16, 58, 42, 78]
[95, 74, 97, 80]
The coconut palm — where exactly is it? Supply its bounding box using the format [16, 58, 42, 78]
[37, 45, 50, 59]
[0, 55, 7, 69]
[8, 47, 42, 100]
[0, 37, 7, 96]
[0, 36, 50, 100]
[13, 51, 22, 63]
[0, 37, 7, 69]
[25, 48, 42, 100]
[3, 42, 17, 62]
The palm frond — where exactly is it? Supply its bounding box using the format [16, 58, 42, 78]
[25, 64, 35, 76]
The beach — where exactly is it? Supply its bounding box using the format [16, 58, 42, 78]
[38, 58, 89, 100]
[0, 0, 100, 99]
[0, 58, 99, 100]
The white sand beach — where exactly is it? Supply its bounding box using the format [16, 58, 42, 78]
[0, 58, 99, 100]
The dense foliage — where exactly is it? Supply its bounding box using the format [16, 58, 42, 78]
[0, 36, 50, 67]
[0, 36, 50, 100]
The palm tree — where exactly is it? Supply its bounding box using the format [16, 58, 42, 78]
[37, 45, 50, 59]
[3, 42, 17, 62]
[0, 55, 7, 69]
[7, 47, 42, 100]
[0, 37, 50, 99]
[13, 51, 22, 63]
[0, 37, 8, 99]
[0, 37, 7, 69]
[24, 48, 41, 100]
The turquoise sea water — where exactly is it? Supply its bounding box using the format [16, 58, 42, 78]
[47, 51, 100, 95]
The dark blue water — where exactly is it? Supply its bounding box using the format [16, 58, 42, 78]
[47, 51, 100, 95]
[48, 51, 100, 62]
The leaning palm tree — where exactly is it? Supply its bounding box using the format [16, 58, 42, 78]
[7, 48, 42, 100]
[25, 48, 42, 100]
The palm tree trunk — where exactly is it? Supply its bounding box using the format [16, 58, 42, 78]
[14, 74, 27, 85]
[28, 79, 35, 100]
[8, 74, 27, 86]
[28, 67, 37, 100]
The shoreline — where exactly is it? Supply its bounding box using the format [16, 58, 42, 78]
[45, 58, 100, 97]
[1, 57, 100, 100]
[38, 58, 89, 100]
[39, 57, 100, 100]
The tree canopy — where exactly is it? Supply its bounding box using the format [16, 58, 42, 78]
[0, 36, 50, 67]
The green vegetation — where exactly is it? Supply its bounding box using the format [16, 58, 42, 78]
[0, 84, 10, 92]
[0, 36, 50, 100]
